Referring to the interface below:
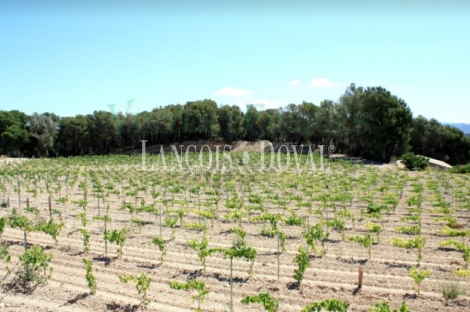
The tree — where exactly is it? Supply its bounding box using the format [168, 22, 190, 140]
[0, 110, 30, 156]
[28, 112, 58, 157]
[55, 115, 89, 156]
[1, 124, 29, 156]
[218, 105, 244, 140]
[86, 111, 117, 154]
[337, 84, 413, 162]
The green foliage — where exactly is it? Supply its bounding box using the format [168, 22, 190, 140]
[401, 153, 429, 171]
[74, 198, 88, 209]
[301, 299, 350, 312]
[93, 215, 112, 222]
[0, 243, 11, 264]
[293, 246, 310, 285]
[439, 240, 470, 263]
[8, 209, 34, 232]
[164, 216, 179, 228]
[35, 220, 64, 244]
[406, 194, 424, 208]
[278, 231, 287, 252]
[303, 223, 329, 257]
[230, 227, 247, 246]
[151, 235, 166, 264]
[408, 267, 431, 294]
[0, 217, 6, 236]
[400, 215, 421, 223]
[120, 202, 136, 214]
[184, 222, 208, 232]
[131, 218, 145, 232]
[225, 209, 247, 226]
[439, 276, 466, 301]
[25, 206, 40, 215]
[392, 237, 426, 263]
[80, 228, 90, 252]
[324, 218, 346, 240]
[367, 222, 382, 243]
[285, 208, 303, 226]
[437, 226, 470, 237]
[17, 245, 53, 284]
[119, 273, 151, 306]
[251, 213, 283, 234]
[241, 292, 279, 312]
[218, 242, 257, 276]
[104, 228, 127, 259]
[165, 208, 186, 225]
[225, 195, 244, 209]
[392, 237, 425, 249]
[248, 194, 262, 204]
[370, 301, 410, 312]
[361, 202, 389, 219]
[449, 163, 470, 174]
[83, 258, 97, 295]
[454, 269, 470, 278]
[395, 226, 420, 235]
[349, 233, 373, 260]
[76, 212, 88, 227]
[169, 279, 209, 311]
[28, 113, 59, 156]
[187, 237, 215, 269]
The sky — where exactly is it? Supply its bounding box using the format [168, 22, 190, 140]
[1, 1, 469, 123]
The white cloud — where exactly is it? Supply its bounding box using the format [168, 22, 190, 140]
[288, 80, 301, 86]
[214, 87, 252, 97]
[308, 78, 339, 87]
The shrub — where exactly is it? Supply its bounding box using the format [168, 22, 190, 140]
[439, 275, 466, 301]
[17, 245, 53, 284]
[104, 228, 127, 259]
[302, 299, 349, 312]
[449, 164, 470, 174]
[151, 235, 166, 264]
[408, 267, 431, 294]
[241, 292, 279, 312]
[169, 279, 209, 312]
[401, 153, 429, 171]
[83, 258, 97, 295]
[119, 273, 151, 306]
[370, 301, 410, 312]
[293, 246, 310, 285]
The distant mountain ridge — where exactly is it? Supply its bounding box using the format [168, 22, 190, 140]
[445, 123, 470, 134]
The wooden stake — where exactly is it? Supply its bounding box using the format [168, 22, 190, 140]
[26, 198, 29, 209]
[24, 231, 27, 251]
[358, 266, 364, 289]
[277, 232, 280, 280]
[48, 195, 52, 221]
[230, 257, 233, 312]
[159, 204, 162, 237]
[104, 217, 108, 255]
[17, 170, 21, 209]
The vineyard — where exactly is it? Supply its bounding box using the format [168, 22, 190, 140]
[0, 152, 469, 311]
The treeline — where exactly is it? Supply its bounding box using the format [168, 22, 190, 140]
[1, 84, 469, 165]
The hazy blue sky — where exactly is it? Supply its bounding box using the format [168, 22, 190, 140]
[1, 1, 469, 122]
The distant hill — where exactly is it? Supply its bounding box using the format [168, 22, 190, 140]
[445, 123, 470, 134]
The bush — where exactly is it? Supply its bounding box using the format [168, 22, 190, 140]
[449, 164, 470, 174]
[401, 153, 429, 171]
[439, 276, 466, 301]
[17, 245, 53, 284]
